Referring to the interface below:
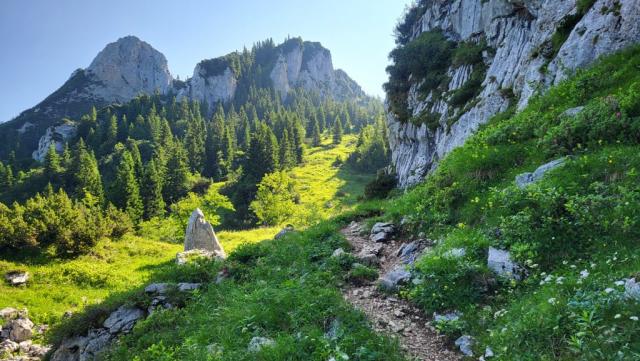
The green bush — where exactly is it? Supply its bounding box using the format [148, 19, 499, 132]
[364, 172, 397, 199]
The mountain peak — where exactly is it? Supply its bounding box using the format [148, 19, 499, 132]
[87, 35, 173, 102]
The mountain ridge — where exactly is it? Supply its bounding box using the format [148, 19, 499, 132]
[0, 35, 367, 161]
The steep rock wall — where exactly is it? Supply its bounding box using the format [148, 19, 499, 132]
[388, 0, 640, 187]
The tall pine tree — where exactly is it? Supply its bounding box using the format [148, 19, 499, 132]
[163, 144, 190, 205]
[141, 160, 165, 219]
[332, 116, 343, 145]
[110, 150, 143, 223]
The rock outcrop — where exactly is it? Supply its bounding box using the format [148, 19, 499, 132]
[387, 0, 640, 187]
[4, 271, 29, 287]
[31, 121, 77, 162]
[183, 208, 225, 257]
[0, 308, 50, 360]
[515, 158, 566, 188]
[50, 283, 201, 361]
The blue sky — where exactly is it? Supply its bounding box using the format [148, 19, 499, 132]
[0, 0, 411, 123]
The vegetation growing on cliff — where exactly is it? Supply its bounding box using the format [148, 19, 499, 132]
[380, 45, 640, 360]
[384, 26, 488, 129]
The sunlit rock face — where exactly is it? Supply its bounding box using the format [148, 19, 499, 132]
[387, 0, 640, 188]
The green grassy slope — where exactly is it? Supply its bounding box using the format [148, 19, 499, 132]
[376, 46, 640, 360]
[0, 134, 375, 340]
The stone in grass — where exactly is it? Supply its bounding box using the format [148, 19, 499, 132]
[247, 336, 275, 352]
[274, 225, 295, 239]
[378, 267, 411, 292]
[183, 208, 226, 256]
[443, 248, 466, 259]
[433, 311, 462, 323]
[487, 247, 524, 280]
[5, 271, 29, 286]
[624, 278, 640, 301]
[176, 249, 224, 265]
[0, 307, 18, 320]
[515, 158, 566, 189]
[103, 306, 144, 334]
[455, 335, 475, 357]
[331, 248, 346, 258]
[7, 318, 34, 343]
[370, 222, 395, 243]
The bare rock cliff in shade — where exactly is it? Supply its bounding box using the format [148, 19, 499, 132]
[388, 0, 640, 188]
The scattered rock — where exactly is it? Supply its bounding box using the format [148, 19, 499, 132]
[443, 248, 466, 258]
[355, 251, 380, 267]
[624, 278, 640, 301]
[7, 318, 34, 343]
[433, 311, 461, 323]
[177, 283, 201, 292]
[247, 336, 275, 352]
[396, 241, 427, 265]
[51, 328, 112, 361]
[0, 339, 18, 354]
[485, 346, 495, 358]
[515, 158, 566, 189]
[562, 106, 585, 117]
[103, 306, 144, 334]
[370, 222, 396, 243]
[184, 208, 226, 256]
[0, 308, 18, 320]
[144, 283, 169, 294]
[274, 225, 295, 239]
[454, 335, 474, 357]
[5, 271, 29, 286]
[324, 319, 341, 341]
[331, 248, 346, 258]
[379, 267, 411, 291]
[487, 247, 524, 280]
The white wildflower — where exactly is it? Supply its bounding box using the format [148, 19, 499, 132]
[630, 316, 639, 321]
[615, 280, 625, 286]
[580, 270, 589, 278]
[556, 277, 565, 284]
[614, 314, 621, 319]
[605, 288, 615, 294]
[548, 298, 557, 305]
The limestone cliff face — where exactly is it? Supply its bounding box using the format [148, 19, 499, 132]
[0, 36, 173, 160]
[388, 0, 640, 187]
[269, 41, 361, 101]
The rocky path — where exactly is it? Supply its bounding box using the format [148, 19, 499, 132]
[340, 222, 460, 361]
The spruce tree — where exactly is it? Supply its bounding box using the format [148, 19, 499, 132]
[111, 150, 143, 223]
[141, 160, 165, 219]
[312, 118, 322, 147]
[246, 123, 279, 180]
[44, 144, 63, 181]
[72, 146, 104, 202]
[279, 129, 295, 169]
[163, 144, 190, 205]
[332, 116, 343, 145]
[184, 114, 206, 172]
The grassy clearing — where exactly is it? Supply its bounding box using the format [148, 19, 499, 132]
[289, 134, 375, 226]
[0, 236, 181, 326]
